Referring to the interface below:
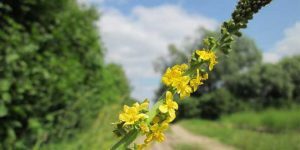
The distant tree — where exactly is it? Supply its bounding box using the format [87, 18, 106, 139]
[225, 63, 294, 109]
[279, 56, 300, 103]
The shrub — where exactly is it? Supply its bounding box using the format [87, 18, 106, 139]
[0, 0, 131, 149]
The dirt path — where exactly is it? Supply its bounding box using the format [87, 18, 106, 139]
[150, 125, 235, 150]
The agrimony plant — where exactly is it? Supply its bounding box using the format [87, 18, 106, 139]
[111, 0, 272, 149]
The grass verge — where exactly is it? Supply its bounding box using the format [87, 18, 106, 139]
[179, 109, 300, 150]
[41, 104, 121, 150]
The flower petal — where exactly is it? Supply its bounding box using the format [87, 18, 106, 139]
[123, 105, 129, 112]
[159, 104, 168, 113]
[172, 101, 178, 110]
[166, 91, 173, 102]
[168, 109, 176, 119]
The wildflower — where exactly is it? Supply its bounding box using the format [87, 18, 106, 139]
[145, 123, 169, 143]
[139, 122, 150, 133]
[209, 56, 217, 71]
[173, 64, 189, 71]
[196, 50, 218, 71]
[164, 116, 175, 123]
[174, 76, 192, 99]
[162, 68, 181, 86]
[162, 64, 188, 86]
[119, 105, 148, 126]
[159, 91, 178, 119]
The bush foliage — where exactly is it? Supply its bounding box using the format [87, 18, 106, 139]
[0, 0, 131, 149]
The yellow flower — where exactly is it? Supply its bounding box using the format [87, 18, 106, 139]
[174, 76, 192, 99]
[162, 64, 189, 86]
[139, 122, 150, 133]
[119, 105, 148, 125]
[196, 50, 211, 60]
[159, 91, 178, 119]
[209, 55, 217, 71]
[164, 116, 175, 123]
[190, 69, 204, 92]
[145, 123, 168, 143]
[196, 50, 218, 71]
[162, 68, 181, 86]
[173, 64, 189, 71]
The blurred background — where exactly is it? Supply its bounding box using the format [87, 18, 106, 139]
[0, 0, 300, 149]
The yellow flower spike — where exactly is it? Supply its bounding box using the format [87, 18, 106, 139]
[159, 91, 178, 118]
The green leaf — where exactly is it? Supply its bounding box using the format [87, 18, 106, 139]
[0, 103, 8, 117]
[6, 53, 19, 63]
[2, 92, 11, 102]
[29, 118, 42, 130]
[0, 80, 11, 91]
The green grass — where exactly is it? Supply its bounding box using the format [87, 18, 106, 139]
[222, 108, 300, 132]
[41, 104, 121, 150]
[180, 109, 300, 150]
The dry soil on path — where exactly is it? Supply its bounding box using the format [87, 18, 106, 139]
[150, 124, 235, 150]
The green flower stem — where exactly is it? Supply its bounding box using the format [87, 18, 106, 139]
[147, 97, 164, 124]
[111, 129, 138, 150]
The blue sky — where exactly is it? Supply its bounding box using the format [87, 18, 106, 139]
[83, 0, 300, 101]
[97, 0, 300, 51]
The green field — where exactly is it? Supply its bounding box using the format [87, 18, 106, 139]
[180, 109, 300, 150]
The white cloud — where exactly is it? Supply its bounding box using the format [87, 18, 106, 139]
[264, 22, 300, 63]
[77, 0, 104, 5]
[98, 5, 217, 100]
